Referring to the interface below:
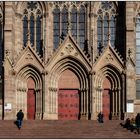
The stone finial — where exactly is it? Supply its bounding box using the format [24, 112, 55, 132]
[67, 21, 71, 34]
[107, 31, 111, 46]
[128, 48, 132, 57]
[26, 30, 31, 47]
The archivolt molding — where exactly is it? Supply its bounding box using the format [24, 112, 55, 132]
[16, 65, 42, 91]
[94, 65, 121, 90]
[49, 57, 89, 91]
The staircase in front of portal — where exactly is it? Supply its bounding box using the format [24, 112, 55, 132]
[0, 120, 139, 139]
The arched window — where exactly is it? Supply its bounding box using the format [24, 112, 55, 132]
[23, 15, 28, 47]
[62, 7, 68, 37]
[30, 14, 34, 46]
[97, 2, 116, 52]
[110, 16, 116, 47]
[53, 3, 87, 50]
[136, 80, 140, 99]
[23, 2, 43, 56]
[53, 7, 60, 49]
[79, 6, 86, 49]
[136, 15, 140, 74]
[71, 7, 77, 41]
[36, 14, 42, 55]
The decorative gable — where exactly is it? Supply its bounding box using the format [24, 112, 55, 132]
[93, 45, 124, 72]
[46, 35, 91, 72]
[13, 46, 44, 73]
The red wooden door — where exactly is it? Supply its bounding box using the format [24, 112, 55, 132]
[58, 89, 79, 120]
[27, 89, 35, 120]
[102, 89, 110, 120]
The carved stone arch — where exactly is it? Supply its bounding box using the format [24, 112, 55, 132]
[58, 68, 80, 89]
[47, 56, 90, 120]
[55, 62, 86, 89]
[94, 64, 123, 120]
[16, 1, 46, 15]
[16, 65, 43, 120]
[69, 4, 77, 11]
[95, 1, 117, 15]
[93, 2, 102, 13]
[101, 65, 121, 88]
[51, 57, 88, 90]
[51, 3, 61, 11]
[104, 12, 109, 18]
[38, 1, 47, 16]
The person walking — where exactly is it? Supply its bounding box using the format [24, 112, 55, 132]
[16, 109, 24, 130]
[135, 113, 140, 134]
[98, 112, 104, 123]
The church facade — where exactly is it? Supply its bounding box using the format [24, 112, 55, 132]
[0, 1, 139, 120]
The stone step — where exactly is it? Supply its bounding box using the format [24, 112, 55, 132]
[0, 120, 139, 139]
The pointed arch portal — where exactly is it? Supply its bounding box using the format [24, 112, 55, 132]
[16, 65, 43, 120]
[48, 57, 90, 120]
[95, 65, 123, 120]
[27, 77, 35, 120]
[58, 69, 80, 120]
[103, 78, 111, 120]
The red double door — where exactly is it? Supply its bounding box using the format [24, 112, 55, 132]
[58, 89, 79, 120]
[27, 89, 35, 120]
[102, 89, 110, 120]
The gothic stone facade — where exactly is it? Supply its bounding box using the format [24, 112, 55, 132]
[0, 1, 139, 120]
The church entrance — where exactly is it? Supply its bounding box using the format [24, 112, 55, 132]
[58, 69, 80, 120]
[27, 77, 36, 120]
[58, 89, 79, 120]
[27, 89, 35, 119]
[103, 78, 111, 120]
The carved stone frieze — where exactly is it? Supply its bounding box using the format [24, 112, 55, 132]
[65, 44, 74, 54]
[25, 53, 33, 60]
[41, 69, 48, 75]
[74, 52, 78, 56]
[11, 69, 17, 76]
[105, 53, 114, 62]
[49, 87, 57, 92]
[60, 52, 64, 56]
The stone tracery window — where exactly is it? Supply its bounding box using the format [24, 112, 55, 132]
[23, 2, 43, 56]
[53, 2, 87, 50]
[97, 1, 116, 52]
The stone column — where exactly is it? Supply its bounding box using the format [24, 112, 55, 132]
[121, 72, 126, 119]
[80, 88, 88, 120]
[112, 89, 115, 117]
[118, 88, 121, 119]
[46, 87, 57, 120]
[42, 70, 48, 120]
[35, 89, 42, 120]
